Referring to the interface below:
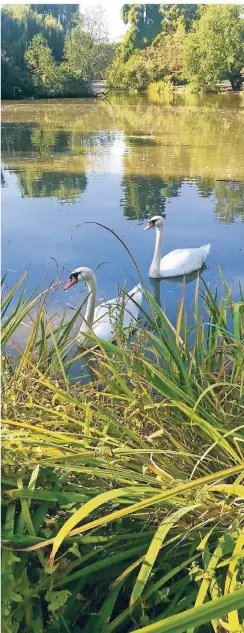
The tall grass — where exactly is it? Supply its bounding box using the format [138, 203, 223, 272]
[148, 80, 175, 103]
[1, 269, 244, 633]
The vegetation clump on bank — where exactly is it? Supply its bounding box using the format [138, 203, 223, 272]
[2, 269, 244, 633]
[106, 4, 244, 93]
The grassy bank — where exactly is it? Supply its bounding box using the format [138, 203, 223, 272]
[1, 270, 244, 633]
[147, 80, 242, 102]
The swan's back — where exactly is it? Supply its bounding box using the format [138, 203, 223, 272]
[159, 244, 211, 277]
[93, 284, 142, 340]
[123, 284, 143, 326]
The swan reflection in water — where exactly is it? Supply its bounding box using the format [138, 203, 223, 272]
[149, 264, 207, 308]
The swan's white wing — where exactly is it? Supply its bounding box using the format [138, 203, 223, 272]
[92, 302, 115, 341]
[160, 245, 210, 277]
[92, 284, 142, 341]
[122, 285, 143, 327]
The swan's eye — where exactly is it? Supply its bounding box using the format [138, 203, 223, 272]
[70, 272, 78, 281]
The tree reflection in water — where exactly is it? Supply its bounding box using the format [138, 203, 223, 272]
[1, 95, 244, 215]
[197, 179, 244, 223]
[121, 174, 182, 221]
[16, 170, 87, 203]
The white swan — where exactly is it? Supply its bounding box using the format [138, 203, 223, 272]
[64, 267, 142, 347]
[144, 215, 211, 278]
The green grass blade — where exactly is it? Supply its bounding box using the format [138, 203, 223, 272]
[128, 586, 244, 633]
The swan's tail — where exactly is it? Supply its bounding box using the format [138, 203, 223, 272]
[200, 243, 211, 259]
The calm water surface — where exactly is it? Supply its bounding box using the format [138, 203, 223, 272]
[2, 92, 244, 347]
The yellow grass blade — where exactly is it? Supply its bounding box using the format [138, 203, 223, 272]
[188, 537, 229, 633]
[49, 488, 129, 565]
[208, 484, 244, 497]
[224, 528, 244, 631]
[176, 287, 184, 348]
[1, 419, 85, 446]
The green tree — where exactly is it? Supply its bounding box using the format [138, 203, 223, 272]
[105, 46, 126, 88]
[144, 23, 187, 84]
[121, 4, 162, 58]
[1, 5, 64, 66]
[64, 23, 94, 80]
[25, 33, 90, 96]
[64, 20, 115, 81]
[1, 5, 41, 69]
[30, 4, 79, 31]
[41, 13, 65, 62]
[25, 34, 58, 92]
[107, 4, 197, 90]
[184, 5, 244, 92]
[106, 23, 187, 90]
[106, 46, 151, 91]
[1, 51, 33, 98]
[1, 4, 82, 97]
[161, 4, 200, 32]
[94, 42, 116, 79]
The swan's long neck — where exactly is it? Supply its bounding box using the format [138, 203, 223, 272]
[150, 225, 163, 276]
[80, 274, 97, 334]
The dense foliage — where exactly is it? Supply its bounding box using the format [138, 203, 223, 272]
[1, 4, 115, 99]
[121, 4, 162, 59]
[106, 4, 244, 93]
[64, 22, 115, 83]
[1, 269, 244, 632]
[185, 5, 244, 92]
[2, 3, 243, 97]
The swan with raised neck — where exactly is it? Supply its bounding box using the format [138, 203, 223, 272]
[64, 266, 142, 347]
[144, 215, 211, 278]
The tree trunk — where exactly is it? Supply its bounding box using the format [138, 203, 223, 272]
[229, 73, 243, 91]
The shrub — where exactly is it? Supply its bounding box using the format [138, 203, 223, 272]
[106, 46, 151, 91]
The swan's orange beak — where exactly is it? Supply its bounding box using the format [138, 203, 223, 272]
[64, 276, 78, 290]
[144, 221, 153, 231]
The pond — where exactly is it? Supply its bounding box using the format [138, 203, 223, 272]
[2, 91, 244, 351]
